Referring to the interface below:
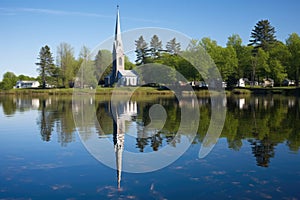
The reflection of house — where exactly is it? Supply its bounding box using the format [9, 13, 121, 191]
[112, 100, 137, 189]
[15, 98, 40, 110]
[237, 98, 245, 110]
[15, 80, 40, 88]
[105, 6, 138, 87]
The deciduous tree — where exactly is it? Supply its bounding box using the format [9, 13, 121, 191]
[94, 49, 112, 82]
[1, 72, 17, 90]
[286, 33, 300, 86]
[56, 43, 76, 88]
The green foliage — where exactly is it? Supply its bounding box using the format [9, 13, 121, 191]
[166, 37, 181, 55]
[249, 19, 276, 51]
[150, 35, 163, 58]
[56, 43, 77, 88]
[183, 39, 214, 80]
[268, 41, 290, 85]
[255, 48, 270, 79]
[17, 74, 36, 81]
[35, 45, 55, 88]
[135, 35, 149, 65]
[124, 56, 135, 70]
[137, 63, 176, 84]
[76, 46, 98, 88]
[286, 33, 300, 86]
[94, 49, 112, 82]
[1, 72, 17, 90]
[156, 53, 198, 81]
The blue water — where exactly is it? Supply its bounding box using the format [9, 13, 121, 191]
[0, 97, 300, 199]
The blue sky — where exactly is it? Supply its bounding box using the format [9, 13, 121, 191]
[1, 0, 300, 80]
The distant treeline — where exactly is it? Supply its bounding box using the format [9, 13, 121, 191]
[1, 19, 300, 90]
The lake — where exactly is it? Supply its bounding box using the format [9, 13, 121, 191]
[0, 94, 300, 199]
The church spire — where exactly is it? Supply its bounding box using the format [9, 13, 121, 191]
[115, 5, 122, 41]
[110, 5, 124, 85]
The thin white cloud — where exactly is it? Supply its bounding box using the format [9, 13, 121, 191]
[0, 7, 112, 18]
[0, 7, 161, 23]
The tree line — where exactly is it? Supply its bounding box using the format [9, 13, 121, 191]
[134, 19, 300, 87]
[1, 19, 300, 89]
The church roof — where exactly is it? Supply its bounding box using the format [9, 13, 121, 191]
[118, 70, 138, 77]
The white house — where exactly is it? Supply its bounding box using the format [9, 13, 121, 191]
[236, 78, 245, 88]
[15, 80, 40, 88]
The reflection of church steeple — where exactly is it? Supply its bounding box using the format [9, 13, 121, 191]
[113, 111, 124, 190]
[112, 101, 137, 189]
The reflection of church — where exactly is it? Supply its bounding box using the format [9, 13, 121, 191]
[112, 101, 137, 189]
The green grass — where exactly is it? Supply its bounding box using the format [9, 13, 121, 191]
[1, 86, 299, 97]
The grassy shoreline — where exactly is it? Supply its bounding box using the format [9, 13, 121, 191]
[1, 87, 299, 97]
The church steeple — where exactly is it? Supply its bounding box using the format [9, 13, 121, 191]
[115, 5, 122, 41]
[111, 5, 124, 85]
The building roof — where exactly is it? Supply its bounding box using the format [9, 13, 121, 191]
[118, 70, 138, 77]
[17, 80, 39, 83]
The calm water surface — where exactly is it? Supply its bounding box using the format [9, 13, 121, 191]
[0, 95, 300, 199]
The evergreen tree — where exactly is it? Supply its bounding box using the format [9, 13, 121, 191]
[248, 20, 276, 85]
[150, 35, 162, 58]
[166, 38, 181, 55]
[135, 36, 149, 65]
[249, 19, 276, 51]
[36, 45, 55, 89]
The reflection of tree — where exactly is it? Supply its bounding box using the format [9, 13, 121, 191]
[37, 99, 54, 141]
[2, 94, 300, 167]
[285, 99, 300, 151]
[224, 96, 300, 167]
[135, 98, 181, 152]
[73, 96, 96, 141]
[0, 96, 17, 116]
[36, 98, 76, 145]
[96, 101, 114, 135]
[136, 137, 148, 152]
[56, 99, 76, 146]
[249, 137, 275, 167]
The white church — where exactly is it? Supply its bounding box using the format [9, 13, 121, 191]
[105, 6, 138, 87]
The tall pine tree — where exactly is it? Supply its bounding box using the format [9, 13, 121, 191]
[166, 38, 181, 55]
[150, 35, 162, 58]
[248, 20, 276, 85]
[249, 19, 276, 51]
[135, 35, 149, 65]
[36, 45, 55, 89]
